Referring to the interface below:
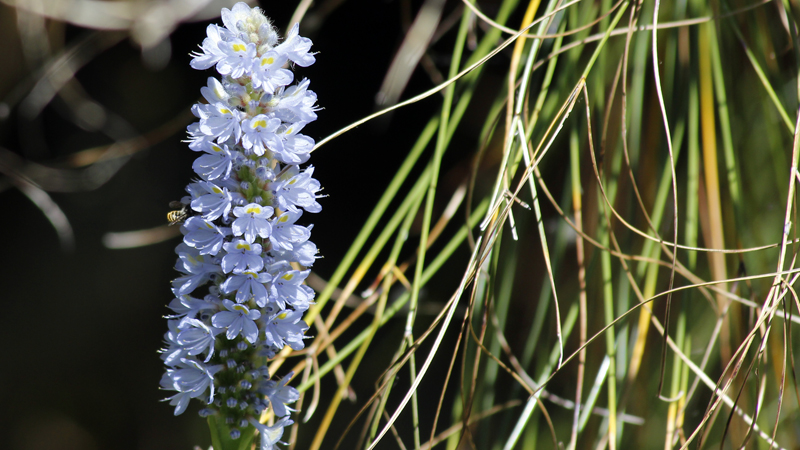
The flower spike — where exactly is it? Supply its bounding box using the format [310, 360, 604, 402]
[160, 3, 320, 446]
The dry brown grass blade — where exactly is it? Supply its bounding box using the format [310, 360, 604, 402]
[699, 20, 731, 367]
[375, 0, 446, 109]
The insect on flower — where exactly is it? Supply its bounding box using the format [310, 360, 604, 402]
[167, 201, 189, 226]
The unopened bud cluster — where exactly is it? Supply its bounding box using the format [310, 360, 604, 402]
[159, 3, 321, 447]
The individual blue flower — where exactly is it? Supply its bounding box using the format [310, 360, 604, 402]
[189, 181, 232, 221]
[166, 294, 217, 319]
[270, 240, 319, 267]
[192, 142, 236, 182]
[272, 122, 313, 165]
[182, 216, 230, 255]
[177, 318, 222, 362]
[272, 78, 318, 124]
[272, 165, 321, 213]
[241, 115, 282, 156]
[200, 77, 230, 105]
[172, 244, 223, 296]
[269, 209, 311, 251]
[263, 309, 308, 351]
[249, 416, 293, 450]
[251, 50, 293, 92]
[193, 101, 243, 144]
[190, 24, 233, 71]
[221, 239, 264, 273]
[212, 299, 261, 343]
[275, 23, 315, 67]
[161, 319, 188, 366]
[215, 38, 256, 79]
[186, 122, 216, 151]
[220, 270, 271, 305]
[259, 372, 299, 417]
[232, 203, 274, 243]
[161, 358, 223, 415]
[269, 269, 313, 311]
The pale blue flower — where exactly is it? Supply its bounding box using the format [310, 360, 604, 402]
[275, 23, 315, 67]
[193, 102, 242, 144]
[272, 79, 318, 124]
[166, 294, 217, 319]
[220, 270, 271, 305]
[221, 239, 264, 273]
[190, 24, 233, 71]
[192, 142, 235, 181]
[215, 38, 256, 79]
[232, 203, 274, 243]
[185, 122, 216, 151]
[251, 50, 293, 92]
[269, 269, 313, 311]
[272, 165, 321, 213]
[161, 358, 222, 415]
[241, 115, 282, 156]
[182, 216, 230, 255]
[212, 299, 261, 343]
[200, 77, 229, 104]
[172, 244, 222, 296]
[269, 210, 310, 251]
[263, 309, 308, 350]
[259, 372, 299, 417]
[272, 122, 313, 165]
[160, 319, 188, 366]
[249, 416, 293, 450]
[189, 181, 232, 221]
[270, 240, 319, 267]
[177, 318, 222, 362]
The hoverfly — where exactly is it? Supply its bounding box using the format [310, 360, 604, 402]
[167, 201, 190, 226]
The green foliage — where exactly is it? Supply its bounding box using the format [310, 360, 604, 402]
[296, 1, 800, 449]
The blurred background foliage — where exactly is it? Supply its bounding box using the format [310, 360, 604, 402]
[3, 0, 800, 449]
